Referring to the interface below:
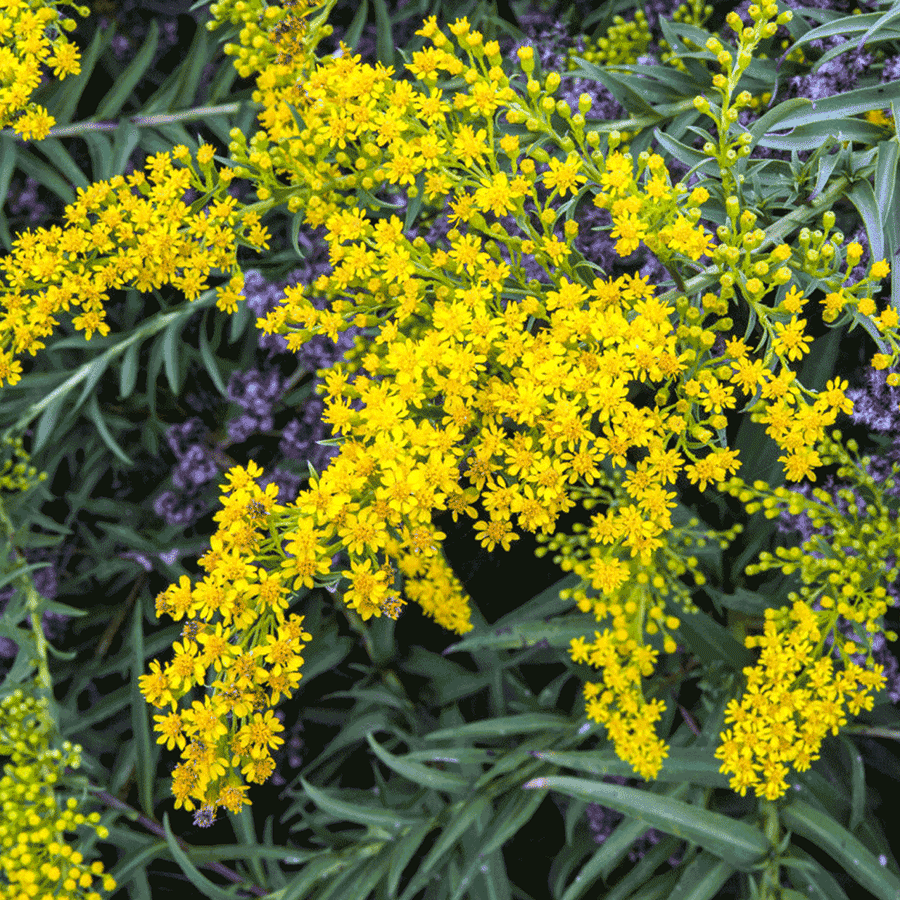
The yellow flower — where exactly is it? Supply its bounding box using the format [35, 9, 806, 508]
[542, 153, 587, 197]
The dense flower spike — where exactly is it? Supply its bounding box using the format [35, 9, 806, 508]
[716, 435, 900, 798]
[140, 463, 313, 814]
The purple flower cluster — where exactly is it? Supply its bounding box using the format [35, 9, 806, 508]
[153, 418, 220, 527]
[153, 248, 367, 528]
[226, 368, 284, 443]
[0, 551, 66, 662]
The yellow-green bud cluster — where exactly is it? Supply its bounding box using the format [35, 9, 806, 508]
[720, 432, 900, 650]
[0, 436, 47, 494]
[0, 689, 116, 900]
[568, 11, 652, 69]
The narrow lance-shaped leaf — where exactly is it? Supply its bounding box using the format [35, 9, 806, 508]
[523, 776, 769, 870]
[782, 800, 900, 900]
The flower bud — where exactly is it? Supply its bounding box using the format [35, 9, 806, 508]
[517, 46, 534, 74]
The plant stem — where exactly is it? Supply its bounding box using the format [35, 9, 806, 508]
[4, 103, 251, 140]
[90, 786, 269, 897]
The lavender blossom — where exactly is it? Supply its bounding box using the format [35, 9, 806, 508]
[226, 368, 284, 443]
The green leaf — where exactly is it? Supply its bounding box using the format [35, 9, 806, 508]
[791, 12, 900, 47]
[109, 122, 142, 177]
[386, 821, 434, 898]
[749, 97, 817, 150]
[173, 25, 216, 110]
[426, 713, 570, 741]
[534, 748, 730, 788]
[0, 133, 17, 249]
[227, 806, 267, 888]
[763, 82, 900, 132]
[479, 850, 513, 900]
[317, 857, 386, 900]
[599, 836, 685, 900]
[398, 794, 493, 900]
[96, 20, 159, 120]
[524, 777, 768, 870]
[874, 138, 899, 222]
[344, 0, 369, 51]
[16, 146, 76, 205]
[668, 852, 734, 900]
[561, 811, 659, 899]
[810, 143, 843, 202]
[197, 312, 227, 396]
[131, 605, 156, 816]
[85, 394, 134, 466]
[676, 609, 754, 671]
[449, 790, 546, 900]
[569, 58, 659, 119]
[836, 736, 866, 833]
[118, 340, 143, 398]
[36, 137, 90, 191]
[854, 5, 900, 48]
[759, 119, 885, 152]
[782, 800, 900, 900]
[706, 587, 774, 617]
[277, 856, 351, 900]
[160, 319, 184, 395]
[367, 734, 468, 792]
[228, 292, 254, 343]
[444, 613, 596, 653]
[33, 392, 66, 454]
[372, 0, 394, 68]
[847, 179, 885, 263]
[300, 777, 421, 830]
[653, 129, 711, 171]
[161, 813, 239, 900]
[83, 131, 114, 181]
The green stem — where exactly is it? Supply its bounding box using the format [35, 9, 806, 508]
[4, 103, 251, 141]
[5, 289, 217, 438]
[656, 174, 854, 305]
[0, 493, 52, 695]
[758, 798, 782, 900]
[844, 725, 900, 742]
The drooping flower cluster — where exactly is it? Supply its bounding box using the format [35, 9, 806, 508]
[141, 461, 311, 818]
[715, 432, 900, 798]
[715, 601, 886, 800]
[541, 458, 742, 778]
[0, 145, 269, 388]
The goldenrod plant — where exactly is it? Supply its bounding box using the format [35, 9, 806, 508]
[2, 0, 900, 898]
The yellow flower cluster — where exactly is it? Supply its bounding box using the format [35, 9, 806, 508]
[0, 145, 269, 388]
[567, 11, 654, 70]
[0, 689, 115, 900]
[592, 148, 713, 261]
[545, 466, 741, 778]
[723, 437, 900, 645]
[140, 462, 313, 818]
[0, 0, 86, 141]
[713, 441, 899, 799]
[715, 601, 886, 800]
[141, 0, 900, 799]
